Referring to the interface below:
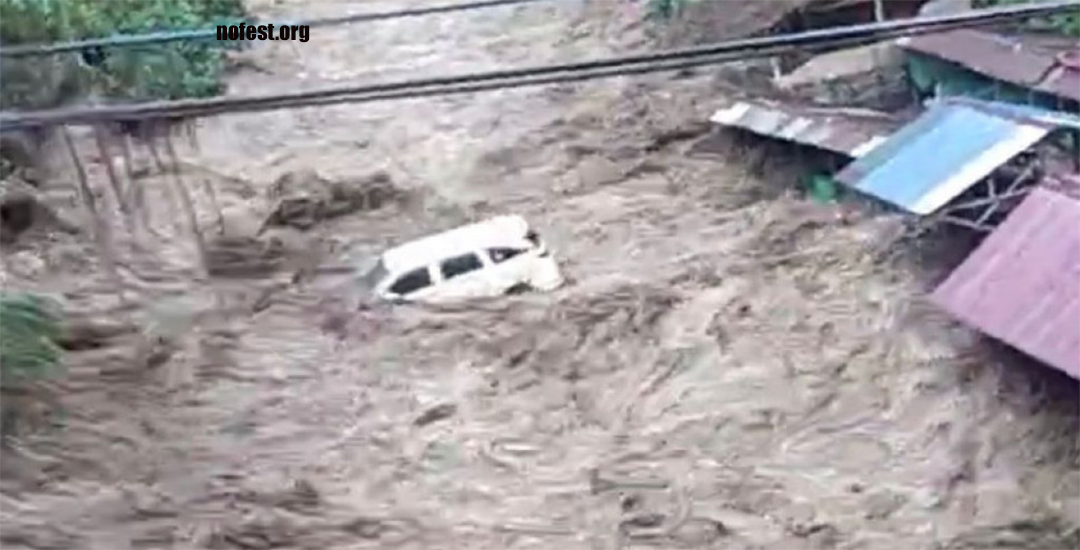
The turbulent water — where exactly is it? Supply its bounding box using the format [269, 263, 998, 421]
[1, 2, 1078, 549]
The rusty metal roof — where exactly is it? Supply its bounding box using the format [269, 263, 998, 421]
[931, 186, 1080, 377]
[709, 98, 902, 158]
[896, 29, 1080, 102]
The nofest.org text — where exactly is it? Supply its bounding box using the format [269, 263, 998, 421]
[217, 23, 310, 42]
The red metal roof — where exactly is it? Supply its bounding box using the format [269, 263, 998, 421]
[897, 29, 1080, 103]
[932, 186, 1080, 377]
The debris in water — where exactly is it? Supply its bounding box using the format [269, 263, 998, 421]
[260, 169, 407, 232]
[414, 403, 457, 426]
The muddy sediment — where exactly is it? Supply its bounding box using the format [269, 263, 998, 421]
[1, 1, 1077, 549]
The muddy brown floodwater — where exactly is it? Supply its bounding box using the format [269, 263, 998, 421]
[1, 1, 1078, 549]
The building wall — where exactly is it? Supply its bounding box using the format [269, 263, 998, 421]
[905, 53, 1079, 113]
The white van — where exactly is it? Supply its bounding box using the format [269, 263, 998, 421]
[358, 215, 564, 304]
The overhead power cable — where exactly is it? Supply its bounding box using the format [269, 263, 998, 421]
[2, 0, 1077, 131]
[0, 0, 546, 57]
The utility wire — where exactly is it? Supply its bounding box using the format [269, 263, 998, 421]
[1, 2, 1061, 127]
[2, 0, 1077, 131]
[171, 27, 959, 115]
[50, 22, 980, 119]
[0, 0, 547, 57]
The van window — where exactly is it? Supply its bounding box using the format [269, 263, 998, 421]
[488, 247, 526, 264]
[389, 267, 432, 295]
[441, 253, 483, 279]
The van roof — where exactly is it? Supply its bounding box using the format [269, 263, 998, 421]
[381, 215, 530, 273]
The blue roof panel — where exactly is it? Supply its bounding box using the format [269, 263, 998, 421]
[849, 102, 952, 175]
[866, 106, 1022, 208]
[835, 98, 1075, 215]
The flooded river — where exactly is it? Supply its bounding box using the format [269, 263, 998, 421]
[1, 1, 1077, 549]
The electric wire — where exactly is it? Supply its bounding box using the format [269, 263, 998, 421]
[1, 0, 1077, 131]
[0, 0, 547, 57]
[52, 21, 979, 119]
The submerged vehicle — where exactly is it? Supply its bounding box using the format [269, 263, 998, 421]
[359, 215, 565, 304]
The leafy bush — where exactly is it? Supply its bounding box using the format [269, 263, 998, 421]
[976, 0, 1080, 37]
[0, 291, 63, 438]
[0, 0, 248, 109]
[644, 0, 690, 21]
[0, 292, 62, 387]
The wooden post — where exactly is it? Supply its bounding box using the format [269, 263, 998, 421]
[61, 127, 124, 295]
[92, 125, 139, 243]
[145, 127, 189, 237]
[161, 124, 210, 280]
[92, 126, 127, 212]
[183, 121, 225, 235]
[1071, 129, 1079, 172]
[119, 131, 159, 238]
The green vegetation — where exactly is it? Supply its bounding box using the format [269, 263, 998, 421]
[977, 0, 1080, 37]
[0, 292, 62, 387]
[0, 2, 244, 425]
[644, 0, 690, 21]
[0, 291, 63, 437]
[0, 0, 248, 109]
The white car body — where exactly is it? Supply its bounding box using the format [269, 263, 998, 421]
[360, 215, 564, 304]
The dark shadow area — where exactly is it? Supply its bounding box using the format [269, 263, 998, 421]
[766, 0, 930, 73]
[982, 339, 1080, 474]
[772, 0, 929, 35]
[0, 194, 36, 241]
[993, 341, 1080, 410]
[696, 129, 849, 184]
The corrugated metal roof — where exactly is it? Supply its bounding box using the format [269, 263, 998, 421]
[948, 96, 1080, 129]
[931, 187, 1080, 377]
[709, 99, 901, 158]
[834, 97, 1080, 215]
[896, 29, 1080, 103]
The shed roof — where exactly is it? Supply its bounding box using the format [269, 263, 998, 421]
[896, 29, 1080, 102]
[835, 97, 1080, 215]
[931, 186, 1080, 377]
[709, 99, 901, 158]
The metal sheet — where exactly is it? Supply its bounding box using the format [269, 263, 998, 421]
[896, 29, 1080, 103]
[708, 99, 900, 158]
[833, 98, 1080, 215]
[932, 187, 1080, 377]
[952, 97, 1080, 130]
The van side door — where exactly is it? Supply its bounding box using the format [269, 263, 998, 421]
[433, 251, 491, 301]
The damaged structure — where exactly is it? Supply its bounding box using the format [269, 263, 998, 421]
[706, 22, 1080, 375]
[834, 97, 1080, 227]
[708, 98, 901, 158]
[897, 28, 1080, 111]
[709, 95, 1079, 230]
[931, 179, 1080, 378]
